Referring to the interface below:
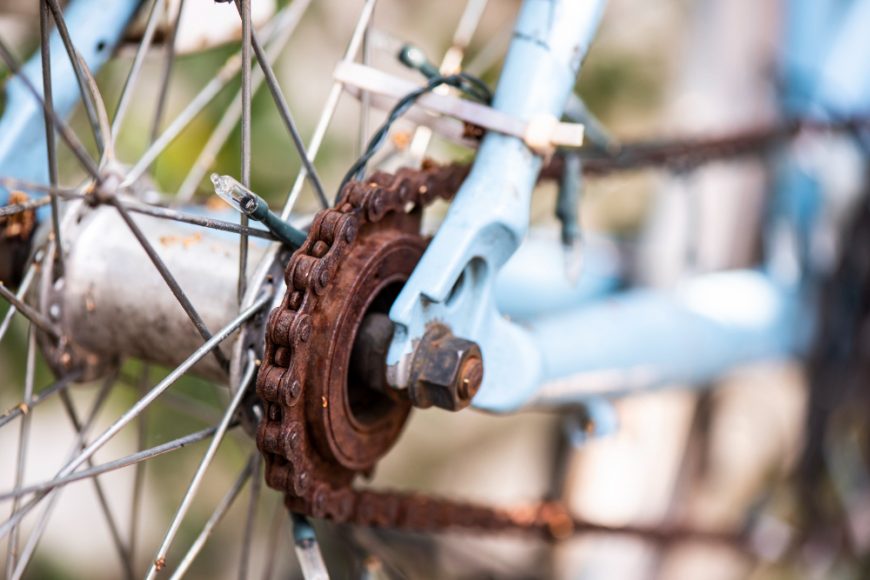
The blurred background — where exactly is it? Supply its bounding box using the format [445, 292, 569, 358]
[1, 0, 868, 578]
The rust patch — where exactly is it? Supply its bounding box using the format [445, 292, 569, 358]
[158, 232, 202, 248]
[1, 191, 36, 240]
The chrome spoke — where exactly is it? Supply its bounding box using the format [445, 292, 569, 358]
[9, 374, 115, 580]
[74, 48, 116, 164]
[156, 389, 223, 426]
[0, 370, 82, 431]
[123, 201, 276, 240]
[357, 6, 374, 157]
[5, 328, 36, 578]
[233, 0, 327, 208]
[0, 424, 228, 503]
[237, 0, 252, 304]
[0, 294, 270, 540]
[169, 455, 257, 580]
[0, 262, 38, 345]
[261, 494, 286, 580]
[0, 37, 100, 179]
[122, 40, 259, 186]
[146, 352, 257, 579]
[0, 282, 60, 339]
[279, 0, 378, 218]
[39, 0, 66, 276]
[150, 0, 186, 143]
[175, 1, 310, 203]
[0, 177, 83, 200]
[57, 389, 134, 579]
[44, 0, 106, 154]
[110, 199, 230, 370]
[111, 0, 167, 140]
[128, 365, 148, 572]
[464, 20, 512, 77]
[0, 196, 51, 217]
[237, 455, 262, 580]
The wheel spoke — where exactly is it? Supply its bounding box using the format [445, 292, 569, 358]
[39, 0, 66, 277]
[0, 177, 83, 201]
[237, 455, 262, 580]
[128, 365, 148, 572]
[279, 0, 378, 218]
[121, 5, 294, 188]
[150, 0, 186, 143]
[0, 370, 82, 430]
[57, 389, 135, 579]
[357, 7, 374, 158]
[8, 374, 115, 580]
[237, 0, 252, 304]
[175, 1, 310, 203]
[0, 282, 60, 339]
[145, 352, 257, 578]
[233, 0, 327, 208]
[110, 199, 230, 371]
[4, 328, 36, 578]
[156, 389, 224, 426]
[111, 0, 167, 141]
[44, 0, 106, 155]
[169, 454, 257, 580]
[0, 424, 229, 503]
[123, 201, 276, 240]
[0, 38, 100, 180]
[464, 21, 512, 77]
[260, 494, 286, 580]
[0, 261, 38, 345]
[0, 294, 270, 540]
[0, 196, 52, 217]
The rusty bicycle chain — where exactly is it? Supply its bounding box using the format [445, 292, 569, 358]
[255, 161, 604, 537]
[254, 160, 569, 536]
[254, 117, 870, 540]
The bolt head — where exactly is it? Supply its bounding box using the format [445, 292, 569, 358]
[408, 324, 483, 412]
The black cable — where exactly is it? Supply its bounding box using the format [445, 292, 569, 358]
[335, 72, 491, 205]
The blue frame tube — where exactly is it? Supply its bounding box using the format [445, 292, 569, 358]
[525, 270, 802, 409]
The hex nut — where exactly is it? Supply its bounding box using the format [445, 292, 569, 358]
[408, 324, 483, 411]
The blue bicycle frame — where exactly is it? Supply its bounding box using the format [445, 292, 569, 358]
[2, 0, 869, 420]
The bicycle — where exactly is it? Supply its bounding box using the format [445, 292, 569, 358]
[1, 0, 869, 578]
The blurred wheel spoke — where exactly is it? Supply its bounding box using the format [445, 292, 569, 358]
[146, 352, 257, 579]
[5, 328, 36, 578]
[280, 0, 378, 217]
[169, 454, 258, 580]
[111, 0, 167, 140]
[0, 295, 270, 540]
[44, 0, 106, 155]
[237, 456, 262, 580]
[8, 371, 116, 580]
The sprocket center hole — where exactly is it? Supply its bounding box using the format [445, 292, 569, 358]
[347, 281, 404, 425]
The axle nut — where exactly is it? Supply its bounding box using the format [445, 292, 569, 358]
[408, 324, 483, 412]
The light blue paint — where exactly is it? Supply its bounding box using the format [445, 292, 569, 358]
[523, 270, 801, 409]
